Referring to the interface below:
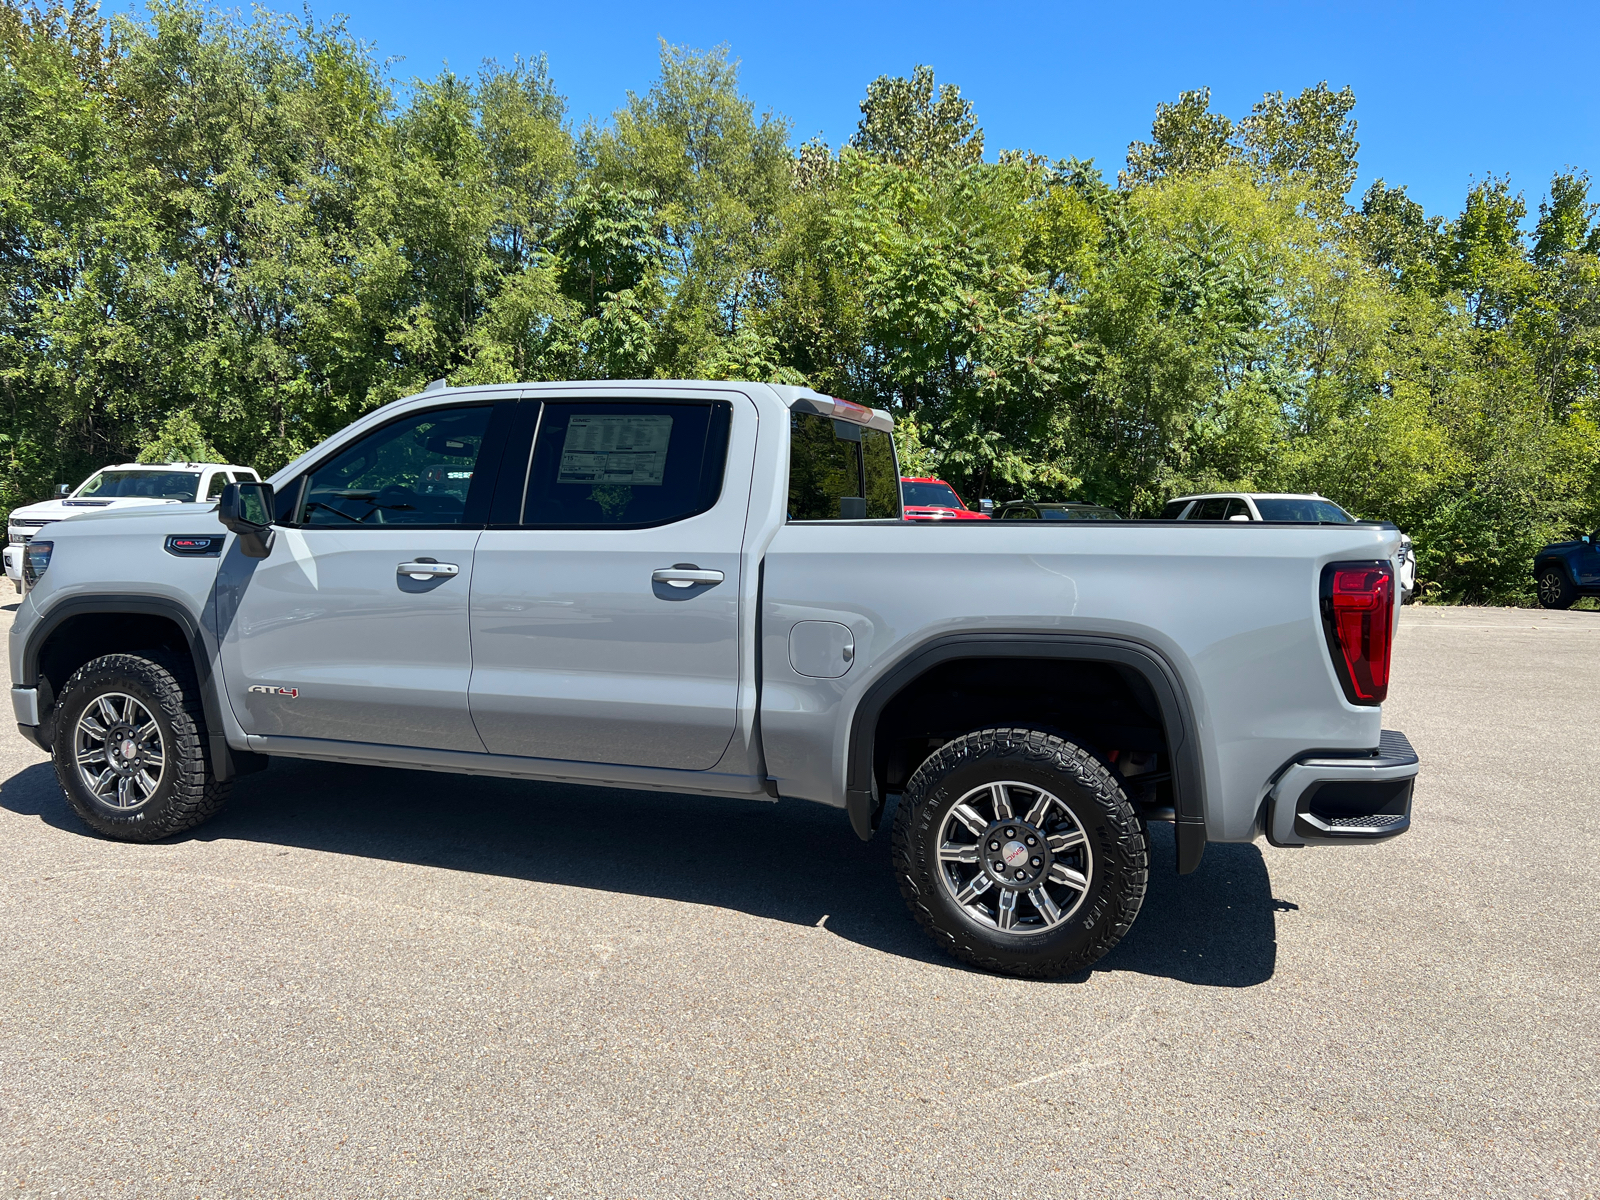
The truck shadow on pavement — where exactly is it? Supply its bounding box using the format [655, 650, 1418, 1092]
[1, 756, 1280, 987]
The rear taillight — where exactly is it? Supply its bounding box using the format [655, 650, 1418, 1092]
[1320, 560, 1394, 705]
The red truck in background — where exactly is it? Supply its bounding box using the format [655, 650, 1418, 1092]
[900, 477, 991, 521]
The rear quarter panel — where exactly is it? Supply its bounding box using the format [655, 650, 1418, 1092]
[760, 521, 1401, 842]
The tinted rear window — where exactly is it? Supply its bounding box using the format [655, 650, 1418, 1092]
[1255, 498, 1353, 523]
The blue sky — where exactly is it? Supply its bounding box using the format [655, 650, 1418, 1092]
[180, 1, 1600, 221]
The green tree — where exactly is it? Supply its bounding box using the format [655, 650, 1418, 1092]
[849, 64, 984, 172]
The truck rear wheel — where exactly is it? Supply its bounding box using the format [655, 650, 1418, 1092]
[892, 728, 1148, 978]
[51, 652, 231, 842]
[1537, 567, 1575, 610]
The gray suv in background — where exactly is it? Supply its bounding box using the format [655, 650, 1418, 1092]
[9, 382, 1420, 978]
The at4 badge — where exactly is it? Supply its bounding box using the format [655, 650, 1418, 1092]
[247, 685, 300, 698]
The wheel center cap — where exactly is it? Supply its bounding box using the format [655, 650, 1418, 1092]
[120, 739, 137, 760]
[1001, 841, 1029, 867]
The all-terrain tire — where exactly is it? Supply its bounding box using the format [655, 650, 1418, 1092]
[891, 727, 1148, 979]
[51, 652, 231, 842]
[1537, 567, 1575, 610]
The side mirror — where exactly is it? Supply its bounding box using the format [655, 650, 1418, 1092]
[54, 484, 71, 498]
[217, 481, 276, 559]
[978, 498, 995, 515]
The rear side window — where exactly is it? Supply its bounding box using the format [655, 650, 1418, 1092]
[205, 472, 229, 500]
[1255, 498, 1353, 523]
[1189, 498, 1229, 521]
[521, 402, 731, 528]
[1161, 500, 1191, 519]
[788, 412, 900, 521]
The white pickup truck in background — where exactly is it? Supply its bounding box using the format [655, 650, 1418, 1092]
[4, 462, 259, 588]
[9, 381, 1418, 978]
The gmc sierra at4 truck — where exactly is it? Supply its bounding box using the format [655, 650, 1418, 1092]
[9, 381, 1419, 978]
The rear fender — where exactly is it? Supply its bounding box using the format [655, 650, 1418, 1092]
[844, 633, 1207, 873]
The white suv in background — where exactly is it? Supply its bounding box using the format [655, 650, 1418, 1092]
[1162, 491, 1418, 600]
[4, 462, 259, 588]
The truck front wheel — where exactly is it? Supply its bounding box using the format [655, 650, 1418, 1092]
[51, 652, 231, 842]
[1537, 567, 1575, 610]
[892, 728, 1148, 979]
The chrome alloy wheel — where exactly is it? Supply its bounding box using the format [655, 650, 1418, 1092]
[74, 692, 166, 810]
[936, 780, 1094, 935]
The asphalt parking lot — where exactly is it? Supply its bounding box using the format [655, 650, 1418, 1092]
[0, 604, 1596, 1199]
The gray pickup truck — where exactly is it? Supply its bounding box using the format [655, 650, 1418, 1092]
[9, 381, 1419, 977]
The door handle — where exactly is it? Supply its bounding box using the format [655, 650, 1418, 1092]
[398, 561, 460, 580]
[652, 566, 724, 589]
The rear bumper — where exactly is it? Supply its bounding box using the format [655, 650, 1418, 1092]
[1267, 729, 1419, 846]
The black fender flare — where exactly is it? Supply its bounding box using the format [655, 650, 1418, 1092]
[1532, 556, 1572, 582]
[20, 593, 261, 781]
[844, 632, 1207, 873]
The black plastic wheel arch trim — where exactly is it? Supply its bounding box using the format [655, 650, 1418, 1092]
[844, 632, 1207, 873]
[19, 593, 265, 782]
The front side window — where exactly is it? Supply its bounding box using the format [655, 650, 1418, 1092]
[521, 402, 731, 528]
[298, 405, 493, 526]
[79, 470, 201, 500]
[790, 412, 900, 521]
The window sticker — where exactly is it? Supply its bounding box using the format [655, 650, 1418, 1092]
[557, 414, 672, 486]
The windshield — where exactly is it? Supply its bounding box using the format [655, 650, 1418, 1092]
[901, 481, 965, 509]
[1254, 498, 1354, 523]
[1041, 506, 1122, 521]
[77, 470, 201, 500]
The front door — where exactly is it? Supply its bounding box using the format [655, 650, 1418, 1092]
[1579, 534, 1600, 586]
[216, 401, 503, 752]
[468, 393, 754, 770]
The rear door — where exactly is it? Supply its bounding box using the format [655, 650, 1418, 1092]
[467, 390, 756, 769]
